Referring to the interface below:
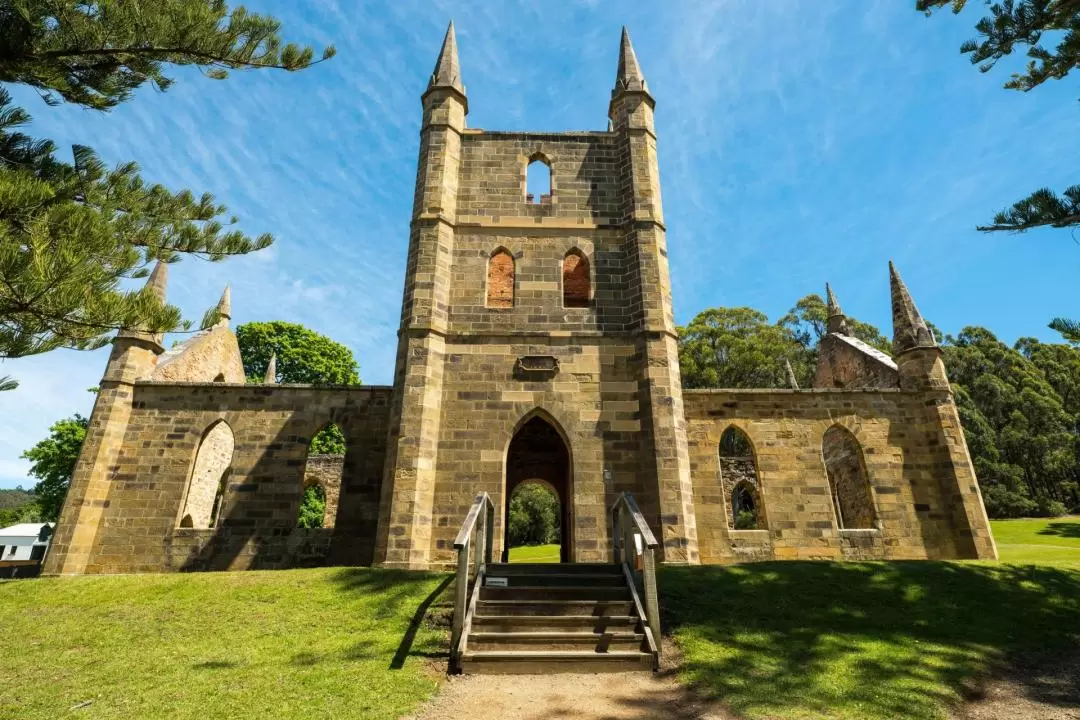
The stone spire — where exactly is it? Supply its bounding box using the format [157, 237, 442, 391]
[825, 283, 850, 335]
[429, 21, 464, 95]
[784, 357, 800, 390]
[145, 260, 168, 302]
[889, 261, 936, 354]
[215, 285, 231, 326]
[614, 26, 648, 94]
[117, 261, 168, 346]
[263, 353, 277, 385]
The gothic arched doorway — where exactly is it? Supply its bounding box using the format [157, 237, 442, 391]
[504, 415, 572, 563]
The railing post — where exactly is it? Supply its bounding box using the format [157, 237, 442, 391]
[611, 505, 621, 564]
[484, 500, 495, 564]
[642, 546, 662, 659]
[474, 510, 486, 578]
[451, 538, 470, 664]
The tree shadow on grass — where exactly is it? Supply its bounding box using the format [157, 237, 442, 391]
[1037, 519, 1080, 540]
[660, 562, 1080, 720]
[328, 567, 453, 671]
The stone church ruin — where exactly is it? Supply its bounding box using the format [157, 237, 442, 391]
[43, 25, 997, 577]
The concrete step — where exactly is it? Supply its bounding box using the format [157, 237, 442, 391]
[480, 585, 632, 602]
[481, 572, 627, 587]
[468, 631, 646, 652]
[459, 650, 656, 674]
[475, 599, 636, 617]
[488, 563, 623, 576]
[471, 614, 641, 633]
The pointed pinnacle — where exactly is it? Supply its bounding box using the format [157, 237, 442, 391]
[216, 285, 231, 323]
[825, 283, 842, 316]
[429, 21, 464, 93]
[145, 261, 168, 302]
[889, 261, 936, 354]
[615, 26, 647, 93]
[825, 283, 849, 335]
[784, 358, 800, 390]
[263, 353, 278, 385]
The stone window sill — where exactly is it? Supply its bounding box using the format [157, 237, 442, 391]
[729, 529, 771, 541]
[838, 528, 881, 536]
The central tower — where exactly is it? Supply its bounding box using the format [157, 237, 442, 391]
[375, 25, 698, 569]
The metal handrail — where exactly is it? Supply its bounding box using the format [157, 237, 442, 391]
[610, 492, 662, 660]
[450, 492, 495, 671]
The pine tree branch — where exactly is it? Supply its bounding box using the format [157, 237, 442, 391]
[17, 45, 333, 72]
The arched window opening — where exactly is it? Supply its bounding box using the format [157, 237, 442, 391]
[562, 250, 590, 308]
[301, 423, 345, 529]
[507, 481, 561, 563]
[526, 158, 551, 204]
[179, 420, 234, 529]
[719, 426, 766, 530]
[213, 373, 225, 382]
[487, 249, 515, 309]
[822, 426, 877, 530]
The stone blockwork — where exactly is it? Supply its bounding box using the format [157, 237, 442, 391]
[45, 25, 996, 576]
[47, 383, 390, 575]
[685, 388, 994, 563]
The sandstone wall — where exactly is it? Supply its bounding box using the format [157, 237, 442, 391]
[685, 388, 978, 563]
[49, 383, 390, 574]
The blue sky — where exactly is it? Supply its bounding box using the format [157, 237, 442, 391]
[1, 0, 1077, 488]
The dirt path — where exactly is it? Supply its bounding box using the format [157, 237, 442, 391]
[404, 670, 734, 720]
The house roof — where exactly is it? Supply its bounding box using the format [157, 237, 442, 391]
[0, 522, 54, 546]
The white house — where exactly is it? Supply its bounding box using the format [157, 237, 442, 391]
[0, 522, 54, 563]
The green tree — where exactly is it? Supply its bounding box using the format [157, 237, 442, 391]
[678, 307, 808, 389]
[20, 414, 88, 522]
[236, 321, 360, 386]
[678, 294, 891, 390]
[508, 484, 560, 547]
[942, 327, 1079, 516]
[296, 484, 325, 529]
[0, 2, 334, 387]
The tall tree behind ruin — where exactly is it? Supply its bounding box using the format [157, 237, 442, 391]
[919, 0, 1079, 341]
[0, 1, 335, 388]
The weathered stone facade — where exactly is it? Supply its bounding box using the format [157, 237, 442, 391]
[42, 25, 996, 576]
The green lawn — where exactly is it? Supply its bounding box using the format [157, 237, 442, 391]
[507, 543, 560, 563]
[661, 561, 1080, 720]
[990, 515, 1080, 567]
[0, 568, 452, 720]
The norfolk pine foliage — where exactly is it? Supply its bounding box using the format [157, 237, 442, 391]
[0, 1, 334, 387]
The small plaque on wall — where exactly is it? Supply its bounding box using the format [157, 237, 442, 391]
[514, 355, 559, 379]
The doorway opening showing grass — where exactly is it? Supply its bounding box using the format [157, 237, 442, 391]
[507, 482, 561, 563]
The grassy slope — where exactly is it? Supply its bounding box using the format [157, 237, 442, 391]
[991, 516, 1080, 566]
[662, 515, 1080, 720]
[507, 544, 560, 563]
[0, 568, 452, 720]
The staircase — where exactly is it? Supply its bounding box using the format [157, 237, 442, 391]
[458, 562, 658, 673]
[450, 492, 662, 674]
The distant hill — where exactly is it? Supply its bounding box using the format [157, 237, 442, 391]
[0, 488, 35, 510]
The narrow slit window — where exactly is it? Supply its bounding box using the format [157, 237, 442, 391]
[526, 159, 551, 204]
[562, 250, 590, 308]
[487, 249, 515, 308]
